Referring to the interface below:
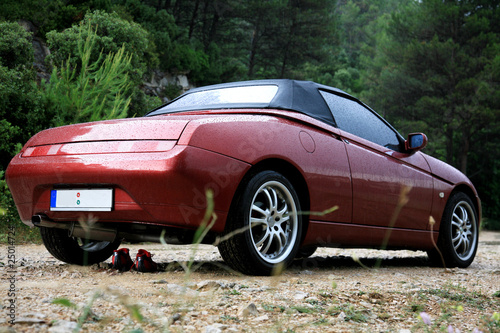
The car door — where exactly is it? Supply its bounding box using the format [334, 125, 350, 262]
[320, 90, 434, 230]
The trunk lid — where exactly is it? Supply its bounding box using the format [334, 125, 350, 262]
[25, 118, 189, 146]
[21, 117, 189, 156]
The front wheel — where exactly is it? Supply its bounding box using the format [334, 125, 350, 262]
[218, 170, 303, 275]
[40, 227, 121, 265]
[429, 192, 479, 268]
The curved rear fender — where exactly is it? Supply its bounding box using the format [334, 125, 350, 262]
[180, 115, 353, 225]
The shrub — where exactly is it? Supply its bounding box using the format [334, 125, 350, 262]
[46, 10, 155, 83]
[0, 21, 33, 70]
[42, 22, 133, 126]
[0, 22, 48, 170]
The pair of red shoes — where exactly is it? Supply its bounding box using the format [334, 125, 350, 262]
[112, 248, 157, 272]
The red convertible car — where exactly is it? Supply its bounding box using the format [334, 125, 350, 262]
[6, 80, 480, 275]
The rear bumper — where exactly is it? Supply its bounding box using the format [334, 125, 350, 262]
[6, 145, 250, 232]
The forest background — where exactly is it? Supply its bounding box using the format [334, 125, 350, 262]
[0, 0, 499, 241]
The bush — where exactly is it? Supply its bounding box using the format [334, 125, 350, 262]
[0, 65, 51, 168]
[0, 0, 74, 37]
[482, 218, 500, 231]
[44, 10, 161, 117]
[0, 21, 33, 70]
[0, 22, 49, 171]
[46, 10, 155, 83]
[110, 0, 177, 70]
[42, 21, 133, 126]
[0, 170, 41, 244]
[129, 90, 163, 117]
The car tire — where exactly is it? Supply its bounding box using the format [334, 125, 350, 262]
[218, 170, 302, 275]
[40, 227, 121, 265]
[296, 246, 317, 259]
[429, 192, 479, 268]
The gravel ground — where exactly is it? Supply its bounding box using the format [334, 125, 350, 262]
[1, 231, 499, 332]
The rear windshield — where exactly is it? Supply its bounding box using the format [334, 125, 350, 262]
[153, 85, 279, 113]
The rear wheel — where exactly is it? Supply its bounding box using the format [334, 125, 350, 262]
[40, 227, 121, 265]
[218, 170, 302, 275]
[429, 192, 479, 268]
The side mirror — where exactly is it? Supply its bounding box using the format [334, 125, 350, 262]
[405, 133, 428, 153]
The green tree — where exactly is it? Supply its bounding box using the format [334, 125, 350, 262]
[0, 0, 111, 38]
[0, 22, 48, 170]
[253, 0, 337, 79]
[368, 0, 499, 171]
[46, 10, 155, 80]
[361, 0, 500, 222]
[0, 21, 49, 240]
[110, 0, 210, 82]
[0, 21, 34, 69]
[42, 22, 133, 126]
[323, 0, 407, 94]
[46, 10, 159, 115]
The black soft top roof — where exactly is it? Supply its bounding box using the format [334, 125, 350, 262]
[146, 79, 356, 127]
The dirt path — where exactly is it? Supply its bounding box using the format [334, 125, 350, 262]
[1, 231, 499, 332]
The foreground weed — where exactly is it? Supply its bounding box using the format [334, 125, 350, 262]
[312, 317, 329, 326]
[409, 302, 425, 313]
[481, 312, 500, 332]
[52, 288, 146, 332]
[220, 315, 240, 323]
[417, 310, 493, 333]
[374, 185, 411, 268]
[424, 284, 490, 309]
[328, 304, 369, 323]
[290, 305, 317, 314]
[160, 189, 217, 279]
[261, 303, 285, 313]
[225, 289, 241, 295]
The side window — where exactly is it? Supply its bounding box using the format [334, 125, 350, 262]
[320, 91, 401, 150]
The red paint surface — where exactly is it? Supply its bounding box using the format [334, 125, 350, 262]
[6, 109, 480, 249]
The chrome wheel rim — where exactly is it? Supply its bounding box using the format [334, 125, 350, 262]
[450, 201, 477, 261]
[249, 181, 298, 264]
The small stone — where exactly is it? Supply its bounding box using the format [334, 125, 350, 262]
[205, 323, 228, 333]
[13, 317, 46, 324]
[239, 303, 258, 317]
[169, 313, 182, 324]
[253, 314, 269, 322]
[293, 291, 309, 300]
[48, 320, 78, 333]
[166, 283, 199, 297]
[197, 280, 222, 291]
[360, 301, 373, 309]
[98, 262, 109, 269]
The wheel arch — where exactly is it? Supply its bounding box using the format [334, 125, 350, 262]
[449, 184, 482, 225]
[227, 158, 311, 239]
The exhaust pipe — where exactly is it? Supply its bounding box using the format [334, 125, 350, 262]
[68, 223, 117, 242]
[31, 215, 191, 244]
[32, 215, 117, 242]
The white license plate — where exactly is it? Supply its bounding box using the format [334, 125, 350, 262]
[50, 189, 113, 211]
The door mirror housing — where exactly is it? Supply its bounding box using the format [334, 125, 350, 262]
[405, 133, 428, 153]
